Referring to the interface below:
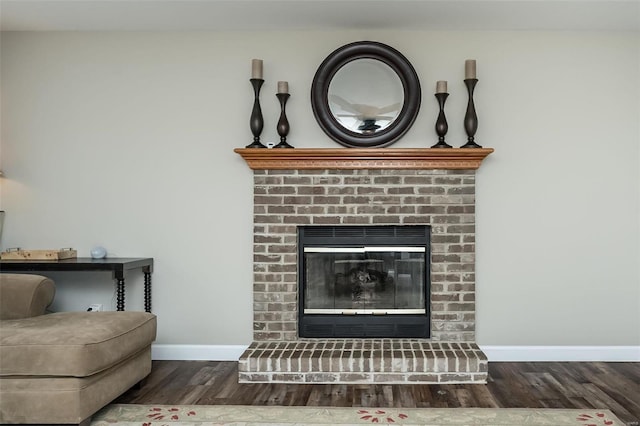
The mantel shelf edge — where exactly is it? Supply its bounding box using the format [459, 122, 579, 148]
[234, 147, 494, 170]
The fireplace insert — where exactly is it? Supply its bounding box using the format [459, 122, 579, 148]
[298, 225, 430, 338]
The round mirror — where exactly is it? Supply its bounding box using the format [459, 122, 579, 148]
[311, 41, 421, 148]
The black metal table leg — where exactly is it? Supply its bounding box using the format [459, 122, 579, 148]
[144, 270, 152, 313]
[116, 277, 125, 311]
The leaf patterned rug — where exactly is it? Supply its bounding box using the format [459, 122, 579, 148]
[91, 404, 626, 425]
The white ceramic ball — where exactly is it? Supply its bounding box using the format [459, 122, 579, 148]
[90, 246, 107, 259]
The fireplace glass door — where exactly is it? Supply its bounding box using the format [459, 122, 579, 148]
[303, 246, 426, 314]
[298, 225, 430, 338]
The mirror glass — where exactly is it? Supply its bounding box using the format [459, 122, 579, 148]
[328, 59, 404, 135]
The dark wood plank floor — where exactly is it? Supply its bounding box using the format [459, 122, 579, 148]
[116, 361, 640, 425]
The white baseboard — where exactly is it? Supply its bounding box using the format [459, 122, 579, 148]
[152, 344, 249, 361]
[480, 345, 640, 362]
[152, 344, 640, 362]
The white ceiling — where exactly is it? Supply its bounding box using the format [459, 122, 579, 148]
[1, 0, 638, 32]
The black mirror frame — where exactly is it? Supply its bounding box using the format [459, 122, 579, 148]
[311, 41, 421, 148]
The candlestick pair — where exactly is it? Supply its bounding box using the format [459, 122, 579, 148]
[247, 59, 292, 149]
[431, 59, 481, 148]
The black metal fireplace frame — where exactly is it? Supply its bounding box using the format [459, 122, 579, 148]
[298, 225, 431, 338]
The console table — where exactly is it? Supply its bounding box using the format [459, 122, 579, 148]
[0, 257, 153, 312]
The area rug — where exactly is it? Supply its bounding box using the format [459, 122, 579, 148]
[91, 405, 626, 425]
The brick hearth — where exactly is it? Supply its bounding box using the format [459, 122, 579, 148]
[239, 340, 487, 384]
[235, 148, 492, 384]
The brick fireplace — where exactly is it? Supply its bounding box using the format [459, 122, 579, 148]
[235, 148, 493, 384]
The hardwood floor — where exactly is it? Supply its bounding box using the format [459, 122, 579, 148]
[116, 361, 640, 425]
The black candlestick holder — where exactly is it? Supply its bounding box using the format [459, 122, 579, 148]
[462, 78, 481, 148]
[431, 92, 451, 148]
[274, 93, 293, 148]
[246, 78, 267, 148]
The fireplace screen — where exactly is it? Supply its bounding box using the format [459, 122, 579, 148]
[303, 247, 426, 314]
[298, 225, 430, 338]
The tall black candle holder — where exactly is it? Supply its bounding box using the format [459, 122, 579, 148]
[431, 92, 451, 148]
[246, 78, 267, 148]
[274, 93, 293, 148]
[462, 78, 481, 148]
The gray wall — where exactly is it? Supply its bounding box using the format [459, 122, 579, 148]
[1, 30, 638, 353]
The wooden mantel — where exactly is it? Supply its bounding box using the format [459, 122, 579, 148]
[234, 147, 494, 170]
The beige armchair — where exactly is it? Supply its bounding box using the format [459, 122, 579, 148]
[0, 273, 157, 425]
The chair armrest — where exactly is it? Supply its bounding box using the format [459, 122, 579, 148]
[0, 274, 55, 319]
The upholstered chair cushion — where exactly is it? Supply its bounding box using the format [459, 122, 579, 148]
[0, 311, 157, 377]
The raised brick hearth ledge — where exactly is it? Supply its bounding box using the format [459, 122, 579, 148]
[239, 340, 488, 384]
[235, 147, 494, 385]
